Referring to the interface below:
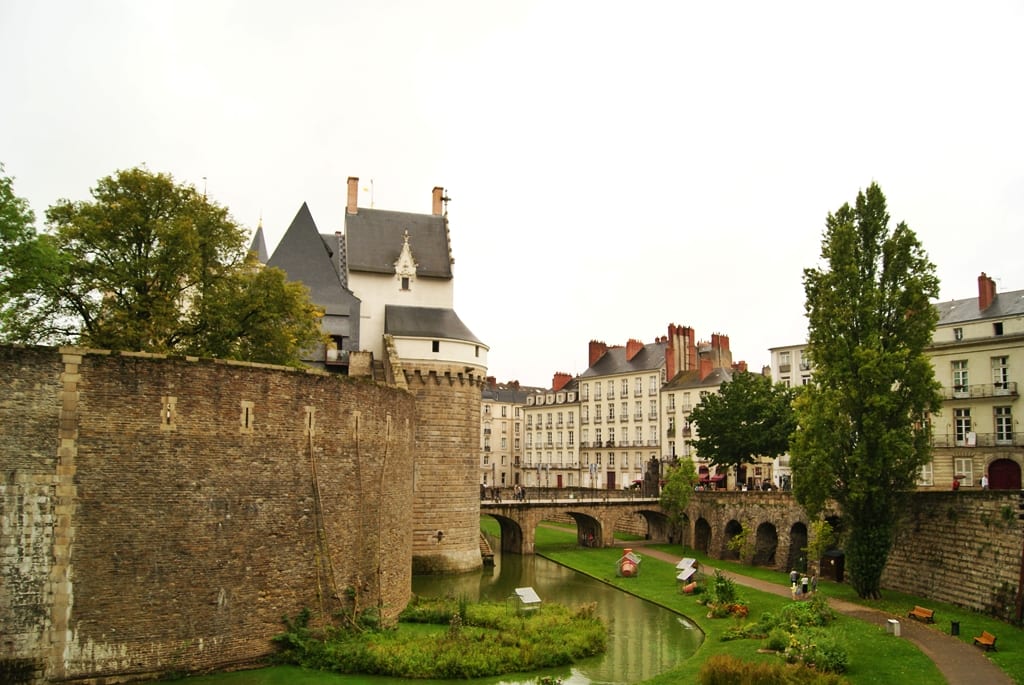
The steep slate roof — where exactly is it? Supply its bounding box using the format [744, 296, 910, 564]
[483, 385, 539, 403]
[385, 305, 482, 343]
[663, 367, 734, 390]
[345, 208, 452, 278]
[267, 203, 360, 320]
[248, 224, 269, 263]
[579, 341, 667, 377]
[935, 288, 1024, 326]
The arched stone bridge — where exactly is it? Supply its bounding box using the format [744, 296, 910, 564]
[480, 497, 670, 554]
[481, 492, 824, 573]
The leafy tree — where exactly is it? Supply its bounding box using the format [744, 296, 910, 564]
[688, 371, 797, 477]
[0, 166, 325, 365]
[803, 519, 837, 577]
[791, 182, 941, 599]
[0, 164, 52, 338]
[659, 457, 697, 544]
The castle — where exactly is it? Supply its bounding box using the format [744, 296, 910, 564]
[0, 180, 488, 683]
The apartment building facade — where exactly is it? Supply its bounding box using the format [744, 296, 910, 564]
[480, 379, 537, 490]
[522, 373, 580, 489]
[926, 273, 1024, 490]
[771, 272, 1023, 491]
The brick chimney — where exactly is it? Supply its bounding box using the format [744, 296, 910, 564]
[589, 340, 608, 367]
[347, 176, 359, 215]
[552, 372, 572, 392]
[665, 324, 697, 380]
[978, 272, 997, 311]
[626, 338, 644, 361]
[432, 186, 445, 216]
[699, 356, 713, 382]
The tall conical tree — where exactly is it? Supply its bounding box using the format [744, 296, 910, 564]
[791, 182, 942, 599]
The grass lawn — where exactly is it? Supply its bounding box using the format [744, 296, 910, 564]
[505, 517, 1024, 684]
[539, 544, 940, 684]
[643, 543, 1024, 684]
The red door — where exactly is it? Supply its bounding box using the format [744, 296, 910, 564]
[556, 474, 563, 488]
[989, 458, 1021, 490]
[607, 471, 616, 489]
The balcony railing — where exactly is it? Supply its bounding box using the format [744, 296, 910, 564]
[932, 432, 1022, 448]
[943, 381, 1018, 400]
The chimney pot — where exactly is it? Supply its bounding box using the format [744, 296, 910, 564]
[347, 177, 359, 215]
[978, 272, 997, 311]
[432, 186, 444, 216]
[626, 339, 644, 361]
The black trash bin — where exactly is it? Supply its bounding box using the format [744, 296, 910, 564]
[951, 621, 960, 636]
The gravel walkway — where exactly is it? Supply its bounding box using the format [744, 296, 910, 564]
[635, 545, 1013, 685]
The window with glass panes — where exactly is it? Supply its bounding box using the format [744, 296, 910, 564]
[954, 457, 974, 486]
[918, 462, 933, 486]
[954, 408, 972, 444]
[995, 406, 1012, 443]
[992, 356, 1009, 389]
[952, 360, 968, 393]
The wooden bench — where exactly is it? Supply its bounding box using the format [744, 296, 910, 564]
[973, 631, 997, 651]
[907, 606, 935, 623]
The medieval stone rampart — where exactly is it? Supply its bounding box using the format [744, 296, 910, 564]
[401, 360, 486, 574]
[884, 491, 1023, 619]
[0, 346, 416, 684]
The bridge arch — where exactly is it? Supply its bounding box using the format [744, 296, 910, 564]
[753, 522, 778, 566]
[722, 519, 743, 559]
[787, 522, 808, 572]
[693, 517, 712, 554]
[480, 499, 670, 554]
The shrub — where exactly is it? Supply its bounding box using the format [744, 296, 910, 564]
[763, 627, 790, 652]
[698, 653, 847, 684]
[784, 629, 849, 674]
[710, 570, 739, 605]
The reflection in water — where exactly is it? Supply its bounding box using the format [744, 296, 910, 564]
[173, 549, 701, 685]
[412, 549, 702, 685]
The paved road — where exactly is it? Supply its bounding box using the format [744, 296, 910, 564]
[636, 545, 1013, 685]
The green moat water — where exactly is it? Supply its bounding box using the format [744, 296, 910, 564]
[179, 551, 702, 685]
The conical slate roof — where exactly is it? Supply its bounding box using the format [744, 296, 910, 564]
[267, 203, 360, 318]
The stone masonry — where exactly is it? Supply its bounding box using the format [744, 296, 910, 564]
[0, 346, 416, 684]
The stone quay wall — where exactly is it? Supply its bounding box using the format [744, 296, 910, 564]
[0, 346, 416, 684]
[883, 491, 1023, 619]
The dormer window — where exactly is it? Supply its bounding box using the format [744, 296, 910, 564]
[394, 230, 418, 292]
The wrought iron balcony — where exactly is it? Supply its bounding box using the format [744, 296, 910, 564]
[943, 381, 1018, 400]
[932, 431, 1022, 448]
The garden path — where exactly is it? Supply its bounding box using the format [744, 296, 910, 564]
[634, 544, 1013, 685]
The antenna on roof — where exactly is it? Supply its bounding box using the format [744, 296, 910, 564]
[442, 189, 451, 216]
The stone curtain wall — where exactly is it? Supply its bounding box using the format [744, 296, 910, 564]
[0, 346, 415, 684]
[403, 362, 485, 574]
[0, 347, 64, 684]
[883, 491, 1023, 619]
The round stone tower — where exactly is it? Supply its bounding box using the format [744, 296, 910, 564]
[398, 358, 486, 574]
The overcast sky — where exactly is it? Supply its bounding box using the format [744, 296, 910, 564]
[2, 1, 1022, 387]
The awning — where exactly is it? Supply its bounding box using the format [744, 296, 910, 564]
[710, 475, 725, 482]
